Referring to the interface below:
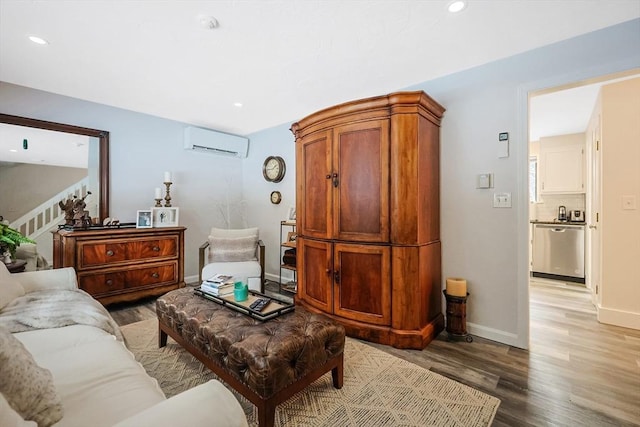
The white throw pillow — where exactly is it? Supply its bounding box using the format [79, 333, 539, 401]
[0, 263, 25, 310]
[0, 327, 64, 427]
[0, 393, 37, 427]
[208, 227, 258, 263]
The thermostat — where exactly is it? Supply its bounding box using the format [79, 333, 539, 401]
[498, 132, 509, 158]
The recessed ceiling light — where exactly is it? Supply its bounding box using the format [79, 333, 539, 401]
[9, 149, 17, 152]
[233, 102, 243, 108]
[28, 35, 49, 45]
[448, 1, 466, 13]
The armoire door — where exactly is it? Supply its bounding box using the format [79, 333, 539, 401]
[297, 237, 333, 313]
[333, 120, 390, 242]
[297, 130, 332, 239]
[333, 242, 391, 325]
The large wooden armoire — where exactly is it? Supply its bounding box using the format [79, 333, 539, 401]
[291, 91, 445, 349]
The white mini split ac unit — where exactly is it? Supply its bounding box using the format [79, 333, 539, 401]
[184, 126, 249, 158]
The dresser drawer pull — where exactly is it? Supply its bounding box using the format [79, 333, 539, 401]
[152, 272, 159, 278]
[106, 279, 113, 286]
[106, 250, 114, 256]
[152, 246, 160, 252]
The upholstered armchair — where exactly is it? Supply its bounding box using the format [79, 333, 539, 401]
[198, 227, 265, 293]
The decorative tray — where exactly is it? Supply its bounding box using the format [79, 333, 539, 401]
[193, 287, 295, 321]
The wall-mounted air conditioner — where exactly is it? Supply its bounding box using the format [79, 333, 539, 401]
[184, 126, 249, 158]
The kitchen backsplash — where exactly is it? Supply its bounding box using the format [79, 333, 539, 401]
[530, 194, 586, 221]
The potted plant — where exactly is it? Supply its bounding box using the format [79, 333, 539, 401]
[0, 223, 35, 264]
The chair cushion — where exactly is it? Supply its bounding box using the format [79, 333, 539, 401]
[208, 228, 258, 262]
[0, 327, 63, 427]
[0, 263, 25, 310]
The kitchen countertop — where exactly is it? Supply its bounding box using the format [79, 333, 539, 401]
[530, 220, 586, 225]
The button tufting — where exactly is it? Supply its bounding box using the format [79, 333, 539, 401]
[157, 288, 346, 406]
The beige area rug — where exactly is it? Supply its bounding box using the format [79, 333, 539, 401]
[121, 319, 500, 427]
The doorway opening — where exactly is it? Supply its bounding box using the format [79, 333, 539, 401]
[527, 70, 640, 310]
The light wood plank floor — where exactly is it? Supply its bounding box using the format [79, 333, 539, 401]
[108, 281, 640, 426]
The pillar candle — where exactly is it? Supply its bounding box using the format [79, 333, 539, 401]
[164, 171, 172, 182]
[446, 277, 467, 297]
[155, 187, 162, 199]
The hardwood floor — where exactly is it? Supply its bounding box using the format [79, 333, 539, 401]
[108, 281, 640, 426]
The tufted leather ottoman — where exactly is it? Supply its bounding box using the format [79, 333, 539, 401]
[156, 287, 345, 427]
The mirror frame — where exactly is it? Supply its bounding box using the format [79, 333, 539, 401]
[0, 113, 109, 220]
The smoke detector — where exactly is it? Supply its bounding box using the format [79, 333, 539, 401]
[198, 15, 219, 30]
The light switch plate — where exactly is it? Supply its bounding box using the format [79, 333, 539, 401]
[493, 192, 512, 208]
[476, 173, 493, 189]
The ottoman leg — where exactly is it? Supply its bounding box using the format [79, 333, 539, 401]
[258, 401, 276, 427]
[159, 325, 168, 348]
[331, 353, 344, 389]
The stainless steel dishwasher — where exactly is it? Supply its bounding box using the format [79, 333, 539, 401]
[532, 223, 585, 283]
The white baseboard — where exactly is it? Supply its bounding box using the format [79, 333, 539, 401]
[185, 274, 199, 286]
[467, 322, 524, 348]
[597, 305, 640, 330]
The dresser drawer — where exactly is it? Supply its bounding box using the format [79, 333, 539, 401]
[79, 261, 178, 296]
[78, 236, 178, 268]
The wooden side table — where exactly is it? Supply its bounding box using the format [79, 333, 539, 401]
[5, 259, 27, 273]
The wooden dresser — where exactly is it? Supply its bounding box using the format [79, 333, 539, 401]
[53, 226, 186, 305]
[291, 91, 445, 350]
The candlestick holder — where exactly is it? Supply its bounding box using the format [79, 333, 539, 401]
[163, 182, 172, 207]
[154, 198, 163, 207]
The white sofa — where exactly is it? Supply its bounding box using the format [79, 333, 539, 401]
[0, 263, 248, 427]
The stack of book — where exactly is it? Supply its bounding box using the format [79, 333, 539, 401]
[200, 274, 234, 297]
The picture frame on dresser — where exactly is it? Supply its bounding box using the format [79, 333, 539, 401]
[152, 207, 179, 227]
[136, 210, 153, 228]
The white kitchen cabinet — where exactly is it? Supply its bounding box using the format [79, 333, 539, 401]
[539, 134, 585, 194]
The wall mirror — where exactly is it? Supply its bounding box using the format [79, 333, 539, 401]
[0, 114, 109, 236]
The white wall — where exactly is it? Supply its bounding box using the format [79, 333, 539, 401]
[1, 18, 638, 347]
[599, 77, 640, 328]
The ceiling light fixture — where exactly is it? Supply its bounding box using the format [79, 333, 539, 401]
[447, 1, 466, 13]
[28, 35, 49, 45]
[233, 102, 243, 108]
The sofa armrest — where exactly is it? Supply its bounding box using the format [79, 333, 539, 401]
[16, 267, 78, 293]
[113, 380, 248, 427]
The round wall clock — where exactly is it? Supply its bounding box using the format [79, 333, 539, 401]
[262, 156, 286, 183]
[270, 190, 282, 204]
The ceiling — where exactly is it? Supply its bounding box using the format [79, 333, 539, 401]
[0, 124, 90, 168]
[529, 71, 640, 142]
[0, 0, 639, 137]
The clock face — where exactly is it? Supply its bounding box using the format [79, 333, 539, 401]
[262, 156, 286, 182]
[266, 159, 280, 178]
[270, 191, 282, 204]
